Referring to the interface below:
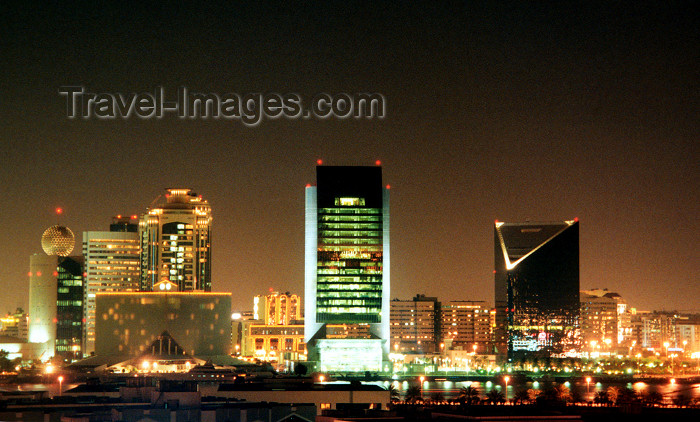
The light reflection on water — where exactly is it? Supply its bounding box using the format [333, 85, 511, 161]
[369, 380, 700, 400]
[1, 383, 81, 397]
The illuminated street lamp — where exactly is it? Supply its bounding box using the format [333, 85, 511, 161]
[670, 354, 677, 375]
[45, 364, 54, 374]
[664, 342, 670, 357]
[504, 376, 510, 402]
[319, 374, 325, 383]
[586, 376, 592, 394]
[58, 375, 63, 396]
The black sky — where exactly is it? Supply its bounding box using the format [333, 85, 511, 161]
[1, 2, 698, 313]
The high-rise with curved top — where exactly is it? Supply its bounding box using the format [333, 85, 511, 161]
[139, 188, 212, 292]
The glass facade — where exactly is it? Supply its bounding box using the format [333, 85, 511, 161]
[494, 221, 580, 362]
[95, 292, 231, 357]
[56, 256, 84, 360]
[317, 339, 384, 372]
[316, 202, 383, 323]
[305, 165, 390, 372]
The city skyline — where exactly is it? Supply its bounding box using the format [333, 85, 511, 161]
[7, 177, 696, 315]
[2, 3, 697, 314]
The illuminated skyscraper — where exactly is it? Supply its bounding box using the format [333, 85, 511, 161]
[29, 225, 84, 361]
[82, 216, 141, 355]
[494, 220, 580, 362]
[139, 189, 212, 292]
[305, 165, 390, 372]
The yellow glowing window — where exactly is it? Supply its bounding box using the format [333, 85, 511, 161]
[320, 403, 331, 410]
[335, 197, 365, 206]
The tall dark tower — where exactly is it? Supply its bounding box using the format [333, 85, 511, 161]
[305, 165, 390, 373]
[494, 220, 580, 362]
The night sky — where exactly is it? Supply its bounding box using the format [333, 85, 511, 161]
[1, 3, 697, 314]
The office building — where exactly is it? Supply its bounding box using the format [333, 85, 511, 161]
[28, 225, 84, 361]
[254, 292, 302, 325]
[441, 300, 493, 353]
[82, 216, 141, 355]
[675, 317, 700, 354]
[390, 295, 441, 353]
[0, 308, 28, 341]
[139, 188, 212, 292]
[235, 292, 306, 363]
[304, 165, 390, 372]
[580, 289, 629, 353]
[494, 220, 580, 362]
[95, 290, 231, 357]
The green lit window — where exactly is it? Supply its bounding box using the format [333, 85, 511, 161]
[316, 203, 384, 324]
[335, 197, 366, 206]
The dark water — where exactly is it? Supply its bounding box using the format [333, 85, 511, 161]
[370, 379, 700, 401]
[8, 380, 700, 402]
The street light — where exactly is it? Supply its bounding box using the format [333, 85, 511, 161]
[58, 375, 63, 397]
[504, 376, 510, 402]
[586, 376, 592, 394]
[319, 374, 325, 383]
[670, 354, 677, 375]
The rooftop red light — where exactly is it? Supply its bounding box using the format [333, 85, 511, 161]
[55, 207, 63, 215]
[386, 184, 391, 189]
[375, 160, 381, 166]
[316, 159, 323, 165]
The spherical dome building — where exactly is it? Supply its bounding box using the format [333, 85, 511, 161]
[41, 225, 75, 256]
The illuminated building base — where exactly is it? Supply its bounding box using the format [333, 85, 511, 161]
[317, 339, 384, 373]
